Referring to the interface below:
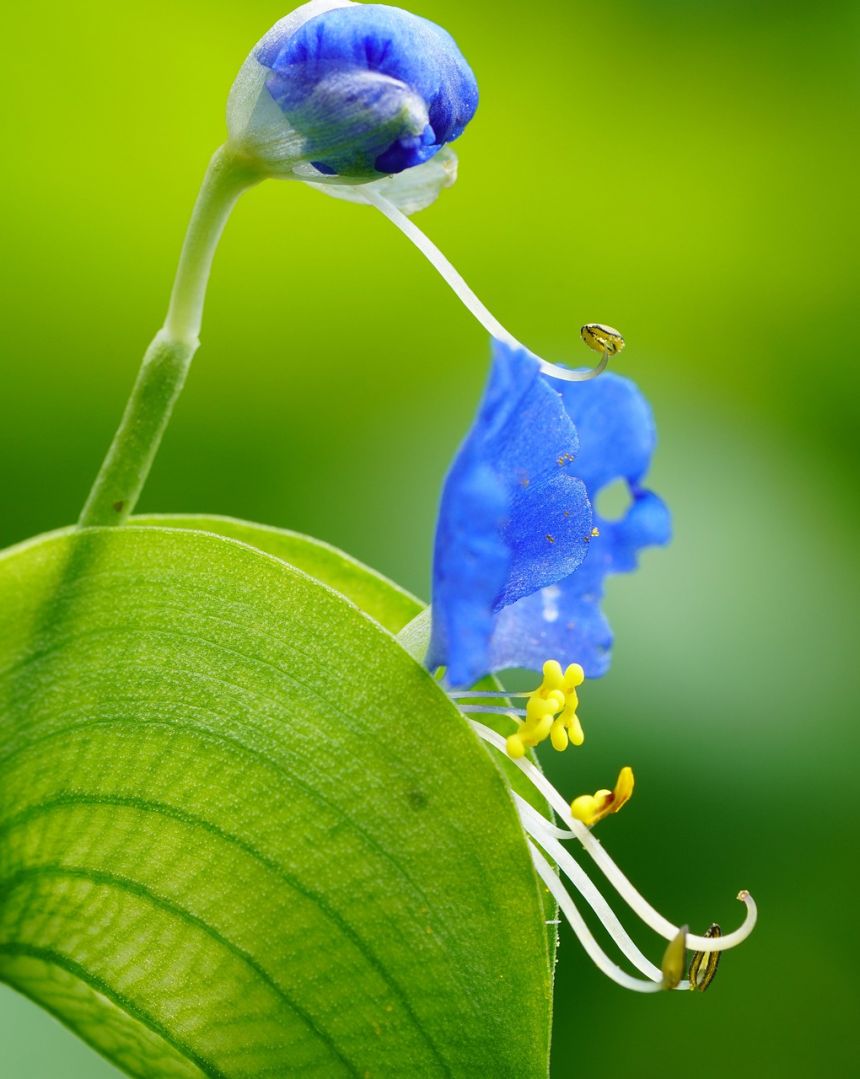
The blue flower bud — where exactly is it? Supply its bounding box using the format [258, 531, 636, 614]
[227, 1, 478, 198]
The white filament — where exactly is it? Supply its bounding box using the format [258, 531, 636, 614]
[458, 705, 527, 717]
[448, 690, 531, 699]
[517, 795, 666, 983]
[529, 842, 667, 993]
[471, 719, 757, 953]
[362, 188, 609, 382]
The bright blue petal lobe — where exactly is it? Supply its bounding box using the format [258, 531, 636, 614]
[489, 563, 614, 678]
[489, 487, 670, 677]
[428, 341, 591, 687]
[487, 374, 671, 677]
[258, 4, 479, 176]
[427, 455, 509, 689]
[556, 372, 657, 493]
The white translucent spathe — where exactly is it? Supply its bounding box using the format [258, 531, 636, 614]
[227, 0, 355, 178]
[306, 146, 460, 214]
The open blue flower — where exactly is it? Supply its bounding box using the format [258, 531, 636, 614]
[490, 373, 671, 677]
[426, 342, 594, 687]
[428, 347, 670, 687]
[228, 2, 478, 186]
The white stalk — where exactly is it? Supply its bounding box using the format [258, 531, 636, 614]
[471, 719, 757, 952]
[529, 842, 667, 993]
[449, 690, 531, 699]
[518, 796, 666, 982]
[363, 189, 609, 382]
[458, 705, 527, 717]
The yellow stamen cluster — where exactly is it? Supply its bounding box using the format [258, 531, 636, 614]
[570, 766, 635, 826]
[505, 660, 585, 759]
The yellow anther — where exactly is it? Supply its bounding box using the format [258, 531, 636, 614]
[567, 712, 585, 747]
[541, 659, 565, 691]
[506, 733, 526, 759]
[614, 765, 634, 804]
[561, 692, 579, 718]
[563, 663, 585, 690]
[533, 713, 554, 743]
[661, 926, 688, 990]
[526, 695, 556, 722]
[550, 720, 569, 752]
[571, 790, 610, 824]
[570, 766, 634, 826]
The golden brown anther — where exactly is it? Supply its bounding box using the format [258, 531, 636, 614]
[688, 924, 722, 991]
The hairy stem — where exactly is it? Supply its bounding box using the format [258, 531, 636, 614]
[78, 145, 260, 528]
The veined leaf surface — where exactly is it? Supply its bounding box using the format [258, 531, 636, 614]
[0, 525, 552, 1077]
[138, 515, 560, 965]
[131, 515, 423, 635]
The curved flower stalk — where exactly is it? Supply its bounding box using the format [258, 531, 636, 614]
[78, 0, 618, 535]
[361, 185, 620, 382]
[78, 1, 479, 528]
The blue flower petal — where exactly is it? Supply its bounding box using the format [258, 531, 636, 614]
[599, 487, 672, 572]
[428, 341, 592, 687]
[259, 4, 479, 177]
[559, 372, 672, 582]
[488, 487, 670, 677]
[485, 375, 672, 677]
[489, 567, 614, 678]
[428, 352, 670, 685]
[555, 371, 657, 493]
[427, 454, 509, 689]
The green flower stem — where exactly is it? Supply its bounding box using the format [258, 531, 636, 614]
[78, 145, 261, 528]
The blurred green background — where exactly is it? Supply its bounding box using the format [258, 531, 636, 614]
[2, 0, 858, 1075]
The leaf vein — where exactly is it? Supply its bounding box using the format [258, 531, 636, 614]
[0, 864, 360, 1077]
[1, 794, 454, 1073]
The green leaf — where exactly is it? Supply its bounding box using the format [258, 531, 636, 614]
[130, 515, 423, 636]
[0, 525, 552, 1077]
[143, 517, 560, 963]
